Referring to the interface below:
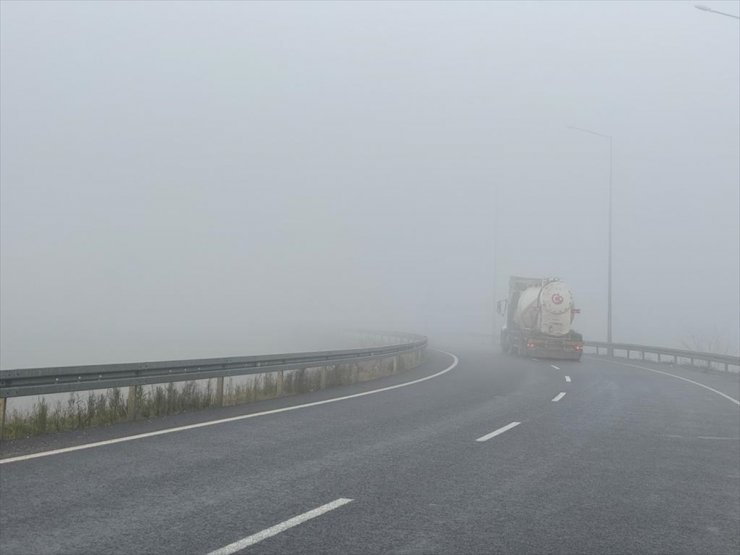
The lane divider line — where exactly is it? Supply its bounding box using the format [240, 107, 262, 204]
[206, 498, 353, 555]
[664, 435, 739, 441]
[565, 376, 571, 383]
[551, 392, 566, 402]
[594, 358, 740, 407]
[550, 365, 560, 370]
[475, 421, 521, 442]
[0, 350, 459, 465]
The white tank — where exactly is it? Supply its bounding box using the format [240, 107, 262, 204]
[513, 280, 574, 337]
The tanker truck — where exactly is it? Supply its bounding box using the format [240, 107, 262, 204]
[497, 276, 583, 360]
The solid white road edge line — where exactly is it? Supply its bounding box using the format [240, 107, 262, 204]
[475, 421, 521, 442]
[565, 376, 571, 383]
[0, 350, 459, 465]
[206, 498, 353, 555]
[550, 365, 560, 370]
[551, 392, 566, 402]
[595, 358, 740, 407]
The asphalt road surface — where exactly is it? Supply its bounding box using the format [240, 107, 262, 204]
[1, 337, 738, 554]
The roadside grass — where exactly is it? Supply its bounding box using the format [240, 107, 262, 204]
[3, 388, 129, 439]
[2, 370, 323, 439]
[2, 381, 215, 440]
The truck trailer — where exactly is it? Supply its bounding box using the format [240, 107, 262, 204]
[498, 276, 583, 361]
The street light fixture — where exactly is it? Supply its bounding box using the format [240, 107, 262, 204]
[567, 125, 614, 355]
[694, 5, 740, 19]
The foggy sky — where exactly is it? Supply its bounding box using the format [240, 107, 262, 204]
[2, 0, 739, 368]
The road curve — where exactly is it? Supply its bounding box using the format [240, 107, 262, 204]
[1, 339, 738, 554]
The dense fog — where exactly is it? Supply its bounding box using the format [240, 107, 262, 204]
[1, 1, 738, 368]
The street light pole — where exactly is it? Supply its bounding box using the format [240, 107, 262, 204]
[492, 182, 500, 345]
[695, 5, 740, 19]
[568, 126, 614, 355]
[608, 135, 613, 356]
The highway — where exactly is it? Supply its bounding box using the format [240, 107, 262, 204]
[1, 338, 738, 554]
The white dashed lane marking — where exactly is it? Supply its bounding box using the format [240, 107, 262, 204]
[476, 421, 521, 442]
[207, 498, 354, 554]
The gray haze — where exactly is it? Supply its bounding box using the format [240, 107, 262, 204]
[1, 0, 738, 368]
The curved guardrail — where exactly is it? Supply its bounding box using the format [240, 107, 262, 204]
[0, 331, 427, 437]
[584, 341, 740, 372]
[0, 335, 426, 398]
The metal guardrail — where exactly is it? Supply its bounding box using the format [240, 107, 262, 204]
[0, 332, 427, 399]
[583, 341, 740, 372]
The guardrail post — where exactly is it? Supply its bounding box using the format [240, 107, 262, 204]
[320, 367, 327, 389]
[276, 371, 284, 396]
[127, 385, 139, 420]
[0, 397, 6, 440]
[216, 377, 224, 407]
